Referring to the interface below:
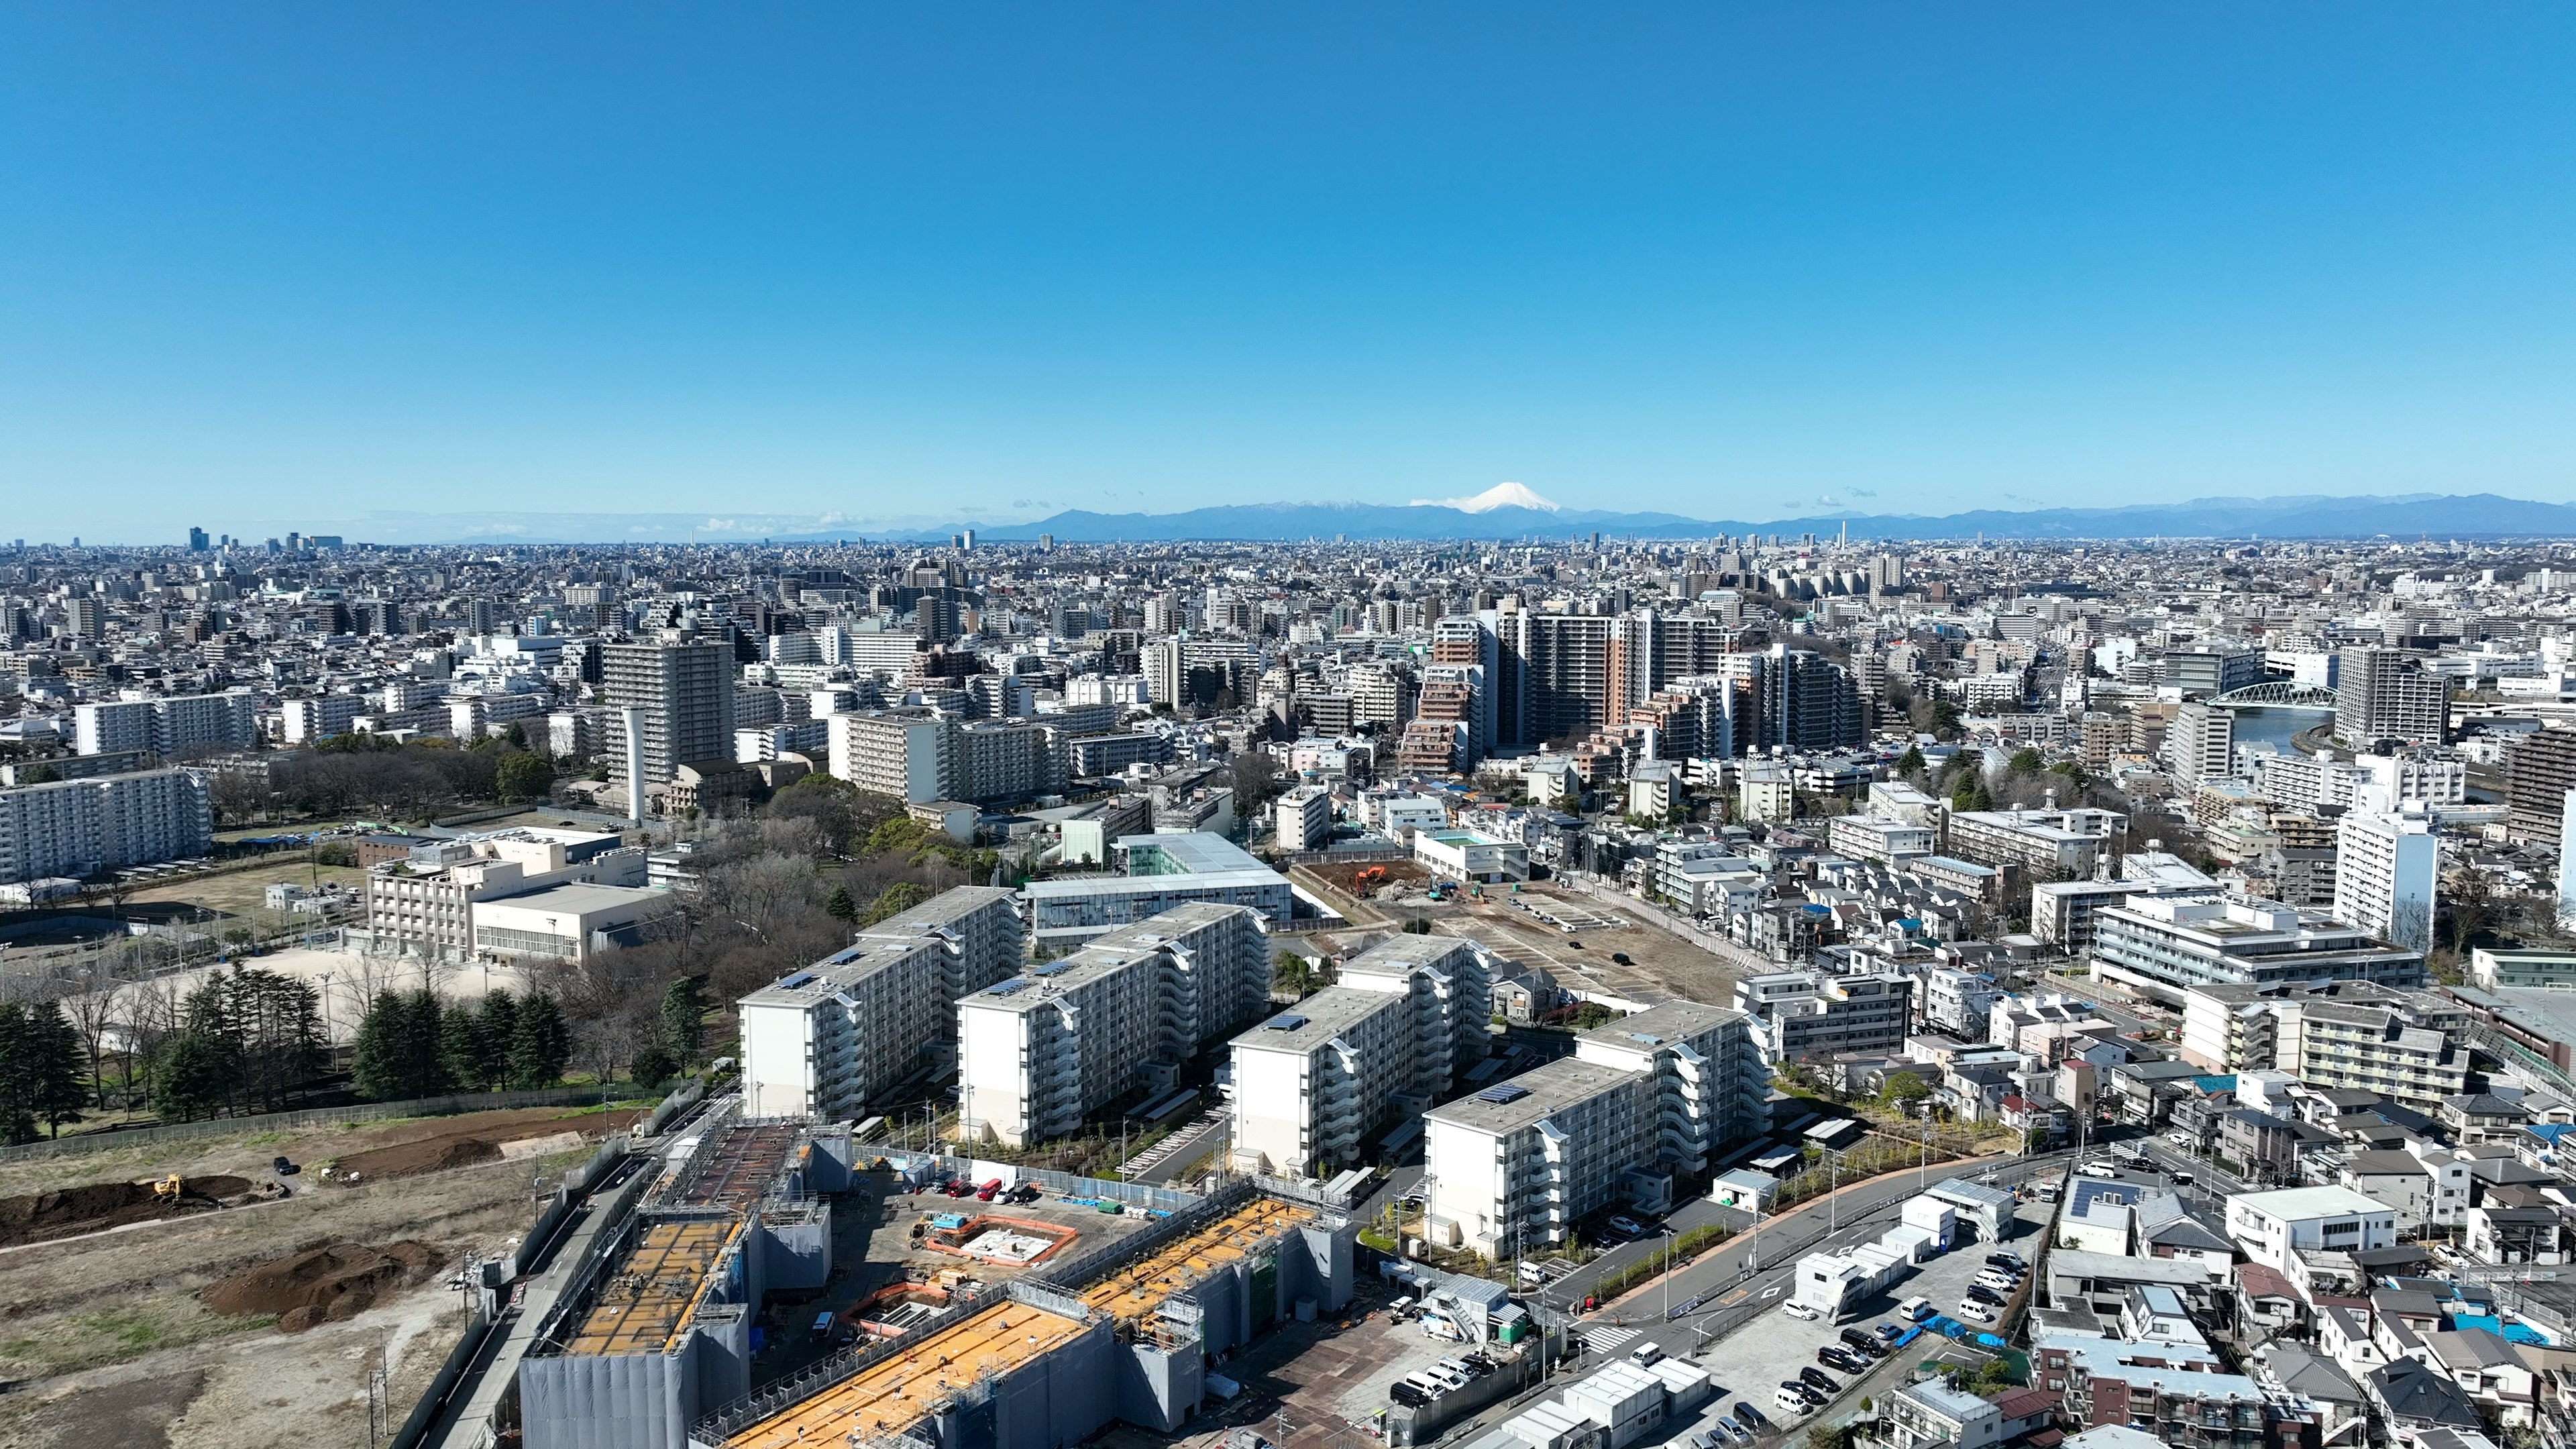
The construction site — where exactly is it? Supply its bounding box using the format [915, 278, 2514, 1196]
[505, 1104, 1356, 1449]
[0, 1103, 639, 1449]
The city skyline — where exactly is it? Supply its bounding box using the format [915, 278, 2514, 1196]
[9, 6, 2576, 535]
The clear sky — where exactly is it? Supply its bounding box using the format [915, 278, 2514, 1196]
[7, 5, 2575, 539]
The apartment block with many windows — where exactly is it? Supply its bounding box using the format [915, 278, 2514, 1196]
[737, 886, 1024, 1120]
[956, 903, 1267, 1148]
[1423, 1000, 1762, 1257]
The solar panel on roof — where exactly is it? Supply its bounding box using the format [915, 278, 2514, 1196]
[1265, 1014, 1309, 1031]
[986, 979, 1032, 996]
[1031, 962, 1069, 977]
[776, 971, 816, 989]
[1475, 1084, 1530, 1104]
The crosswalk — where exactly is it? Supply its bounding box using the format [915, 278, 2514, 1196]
[1583, 1324, 1642, 1353]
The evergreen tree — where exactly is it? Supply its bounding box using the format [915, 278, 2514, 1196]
[439, 1002, 484, 1093]
[507, 992, 570, 1089]
[824, 884, 856, 921]
[659, 977, 706, 1065]
[154, 1032, 238, 1123]
[0, 1004, 38, 1142]
[25, 1002, 86, 1137]
[351, 989, 409, 1101]
[1895, 744, 1926, 776]
[352, 988, 450, 1100]
[464, 990, 518, 1091]
[629, 1044, 678, 1089]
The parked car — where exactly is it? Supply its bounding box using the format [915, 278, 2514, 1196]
[1964, 1286, 2003, 1307]
[1607, 1214, 1647, 1238]
[1715, 1415, 1752, 1444]
[1872, 1322, 1905, 1343]
[1817, 1346, 1866, 1373]
[1774, 1385, 1814, 1415]
[1733, 1402, 1768, 1430]
[1800, 1366, 1839, 1393]
[1611, 952, 1632, 965]
[1957, 1299, 1999, 1325]
[1972, 1270, 2018, 1294]
[1984, 1252, 2023, 1271]
[1782, 1301, 1822, 1320]
[1839, 1328, 1887, 1357]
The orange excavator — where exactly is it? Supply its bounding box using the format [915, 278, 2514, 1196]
[1352, 865, 1388, 888]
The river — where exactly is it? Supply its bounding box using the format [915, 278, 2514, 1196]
[2220, 704, 2333, 755]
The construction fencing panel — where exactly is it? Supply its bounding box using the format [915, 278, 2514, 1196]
[388, 1305, 500, 1449]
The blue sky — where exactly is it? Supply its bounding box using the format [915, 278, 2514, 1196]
[6, 5, 2575, 539]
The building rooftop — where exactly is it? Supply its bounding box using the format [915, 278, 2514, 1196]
[1075, 1197, 1318, 1327]
[966, 903, 1251, 1013]
[1574, 1000, 1748, 1055]
[2234, 1185, 2396, 1220]
[1234, 987, 1405, 1054]
[725, 1298, 1089, 1449]
[1422, 1055, 1639, 1135]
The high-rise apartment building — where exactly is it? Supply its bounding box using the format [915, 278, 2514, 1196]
[1227, 936, 1490, 1175]
[2334, 647, 2449, 747]
[737, 887, 1025, 1119]
[0, 768, 213, 883]
[955, 903, 1269, 1147]
[2506, 727, 2576, 844]
[2162, 701, 2234, 782]
[72, 693, 258, 758]
[600, 635, 736, 788]
[1422, 1001, 1764, 1258]
[2333, 804, 2438, 951]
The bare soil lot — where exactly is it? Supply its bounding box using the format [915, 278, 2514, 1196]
[0, 1104, 633, 1449]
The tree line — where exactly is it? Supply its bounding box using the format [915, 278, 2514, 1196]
[350, 987, 572, 1100]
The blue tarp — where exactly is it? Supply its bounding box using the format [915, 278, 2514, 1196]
[2451, 1313, 2550, 1344]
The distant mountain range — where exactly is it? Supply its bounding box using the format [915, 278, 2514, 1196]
[888, 492, 2576, 544]
[278, 492, 2576, 545]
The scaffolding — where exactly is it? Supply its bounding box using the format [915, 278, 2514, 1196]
[561, 1218, 743, 1356]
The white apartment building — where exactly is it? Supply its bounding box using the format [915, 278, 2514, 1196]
[280, 694, 366, 744]
[737, 886, 1024, 1120]
[2162, 702, 2234, 782]
[2224, 1185, 2399, 1278]
[1274, 786, 1333, 851]
[1424, 1000, 1763, 1258]
[2250, 750, 2369, 812]
[2180, 979, 2468, 1108]
[1228, 935, 1491, 1175]
[827, 708, 956, 803]
[0, 768, 213, 884]
[2089, 892, 2426, 1007]
[1825, 814, 1935, 865]
[2333, 806, 2438, 951]
[1732, 971, 1915, 1065]
[1945, 807, 2126, 875]
[956, 903, 1269, 1148]
[73, 692, 258, 757]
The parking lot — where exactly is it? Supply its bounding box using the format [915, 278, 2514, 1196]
[1636, 1195, 2045, 1442]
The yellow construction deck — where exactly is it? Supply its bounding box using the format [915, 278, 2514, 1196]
[725, 1301, 1087, 1449]
[726, 1198, 1319, 1448]
[1076, 1198, 1316, 1326]
[565, 1219, 739, 1356]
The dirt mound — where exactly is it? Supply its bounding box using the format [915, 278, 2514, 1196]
[331, 1136, 500, 1182]
[0, 1174, 254, 1248]
[203, 1239, 441, 1330]
[321, 1106, 645, 1185]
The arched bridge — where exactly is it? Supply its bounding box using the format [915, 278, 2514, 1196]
[2209, 680, 2338, 707]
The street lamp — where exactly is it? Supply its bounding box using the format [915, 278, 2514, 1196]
[1660, 1226, 1676, 1326]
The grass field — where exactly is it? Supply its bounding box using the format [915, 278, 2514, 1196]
[123, 860, 366, 918]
